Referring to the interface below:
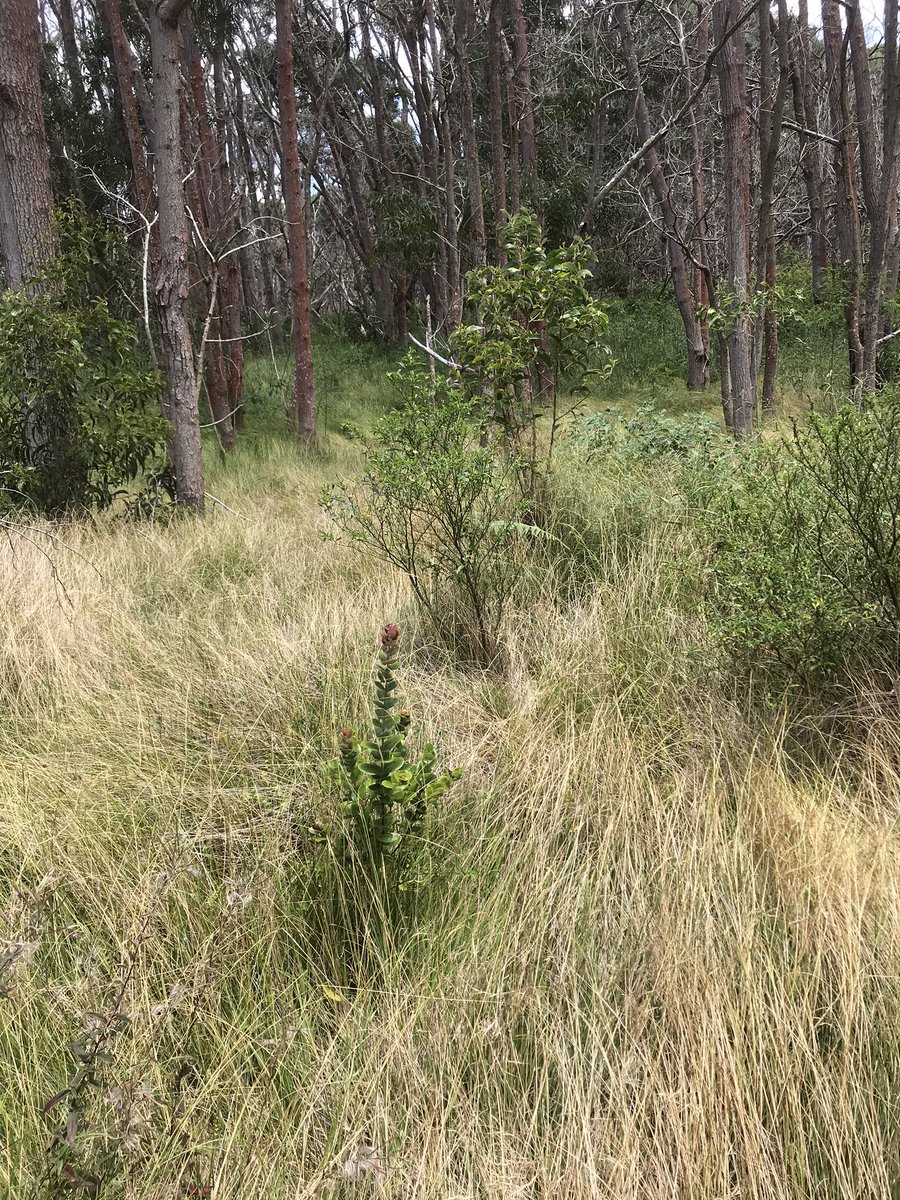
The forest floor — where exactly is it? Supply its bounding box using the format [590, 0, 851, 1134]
[2, 322, 899, 1199]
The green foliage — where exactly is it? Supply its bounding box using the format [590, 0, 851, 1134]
[328, 623, 460, 872]
[0, 206, 169, 516]
[701, 394, 900, 689]
[0, 288, 169, 517]
[310, 624, 460, 980]
[452, 211, 611, 453]
[580, 402, 728, 464]
[372, 190, 436, 272]
[323, 360, 528, 664]
[597, 295, 686, 385]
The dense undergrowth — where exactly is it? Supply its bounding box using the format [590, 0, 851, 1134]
[2, 325, 900, 1198]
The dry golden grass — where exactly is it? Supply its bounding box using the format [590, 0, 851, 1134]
[1, 422, 899, 1199]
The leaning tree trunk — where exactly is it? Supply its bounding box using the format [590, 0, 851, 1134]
[149, 0, 204, 512]
[0, 0, 54, 290]
[274, 0, 316, 445]
[714, 0, 754, 436]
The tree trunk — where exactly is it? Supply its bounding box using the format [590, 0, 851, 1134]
[274, 0, 316, 445]
[823, 0, 864, 385]
[616, 0, 708, 390]
[427, 0, 460, 325]
[487, 0, 507, 260]
[454, 0, 486, 269]
[102, 0, 154, 223]
[58, 0, 85, 109]
[213, 43, 243, 431]
[0, 0, 54, 290]
[508, 0, 537, 203]
[790, 5, 826, 300]
[149, 0, 204, 512]
[756, 0, 789, 416]
[714, 0, 754, 436]
[857, 0, 900, 390]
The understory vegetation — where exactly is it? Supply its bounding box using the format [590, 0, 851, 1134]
[2, 313, 900, 1198]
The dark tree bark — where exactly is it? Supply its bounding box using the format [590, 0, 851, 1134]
[58, 0, 85, 108]
[102, 0, 154, 222]
[274, 0, 315, 445]
[0, 0, 54, 290]
[714, 0, 754, 436]
[149, 0, 204, 511]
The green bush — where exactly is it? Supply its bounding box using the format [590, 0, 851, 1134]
[701, 394, 900, 689]
[323, 359, 530, 665]
[309, 624, 460, 980]
[0, 290, 169, 516]
[580, 402, 728, 463]
[0, 207, 169, 516]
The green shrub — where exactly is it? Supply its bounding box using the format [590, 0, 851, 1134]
[453, 209, 611, 489]
[328, 624, 459, 877]
[323, 360, 530, 665]
[701, 394, 900, 689]
[580, 402, 728, 463]
[313, 624, 460, 976]
[0, 290, 169, 516]
[0, 207, 169, 516]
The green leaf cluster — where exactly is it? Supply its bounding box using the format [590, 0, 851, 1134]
[701, 394, 900, 689]
[329, 624, 460, 873]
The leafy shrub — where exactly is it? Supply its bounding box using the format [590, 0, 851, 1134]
[580, 402, 728, 463]
[323, 360, 529, 665]
[701, 394, 900, 689]
[0, 290, 169, 515]
[328, 624, 459, 880]
[453, 210, 611, 487]
[313, 624, 460, 975]
[0, 207, 170, 516]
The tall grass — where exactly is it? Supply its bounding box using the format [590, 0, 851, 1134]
[1, 363, 899, 1198]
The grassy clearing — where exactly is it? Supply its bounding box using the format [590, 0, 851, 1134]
[1, 341, 899, 1199]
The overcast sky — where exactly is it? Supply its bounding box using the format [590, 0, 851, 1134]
[791, 0, 885, 36]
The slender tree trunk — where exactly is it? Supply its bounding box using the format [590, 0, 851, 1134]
[502, 30, 521, 212]
[508, 0, 537, 203]
[0, 0, 54, 290]
[756, 0, 789, 416]
[427, 0, 460, 324]
[102, 0, 154, 223]
[213, 43, 243, 429]
[790, 10, 826, 300]
[714, 0, 754, 435]
[274, 0, 315, 444]
[58, 0, 85, 109]
[857, 0, 900, 389]
[823, 0, 864, 384]
[616, 0, 708, 389]
[454, 0, 486, 268]
[688, 10, 711, 377]
[487, 0, 507, 260]
[149, 0, 204, 511]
